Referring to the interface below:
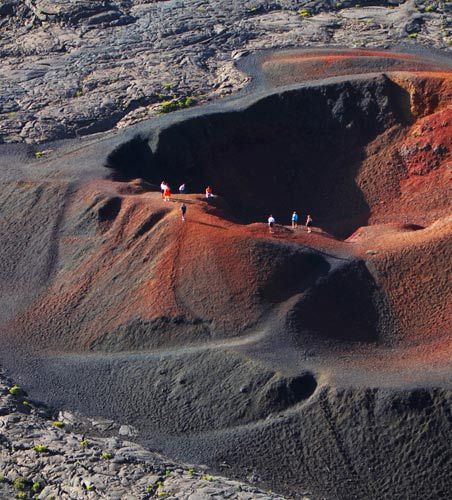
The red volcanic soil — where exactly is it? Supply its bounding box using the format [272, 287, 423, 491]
[4, 181, 339, 352]
[349, 219, 451, 349]
[261, 49, 452, 86]
[354, 73, 451, 227]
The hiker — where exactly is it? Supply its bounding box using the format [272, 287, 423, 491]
[305, 214, 313, 233]
[268, 215, 275, 234]
[205, 186, 213, 198]
[179, 183, 186, 194]
[160, 181, 167, 199]
[164, 185, 172, 202]
[291, 211, 299, 229]
[180, 203, 187, 221]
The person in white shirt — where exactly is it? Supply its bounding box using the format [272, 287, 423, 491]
[179, 183, 186, 194]
[268, 215, 275, 234]
[160, 181, 167, 199]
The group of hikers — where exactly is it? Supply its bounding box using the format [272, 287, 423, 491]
[268, 212, 312, 234]
[160, 181, 313, 233]
[160, 181, 213, 201]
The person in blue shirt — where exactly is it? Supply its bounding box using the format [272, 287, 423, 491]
[291, 211, 299, 229]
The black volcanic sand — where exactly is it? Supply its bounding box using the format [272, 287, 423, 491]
[1, 48, 452, 499]
[2, 346, 451, 499]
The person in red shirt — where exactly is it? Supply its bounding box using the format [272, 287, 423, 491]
[205, 186, 213, 198]
[164, 185, 172, 201]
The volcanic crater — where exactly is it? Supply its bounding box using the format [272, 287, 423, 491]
[0, 49, 451, 499]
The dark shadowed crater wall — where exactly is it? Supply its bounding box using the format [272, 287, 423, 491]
[107, 75, 411, 237]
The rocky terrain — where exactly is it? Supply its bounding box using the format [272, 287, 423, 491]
[0, 369, 285, 499]
[0, 0, 450, 143]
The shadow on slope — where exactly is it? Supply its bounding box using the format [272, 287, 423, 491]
[288, 260, 392, 344]
[88, 240, 332, 352]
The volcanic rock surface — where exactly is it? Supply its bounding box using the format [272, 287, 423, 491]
[0, 369, 283, 500]
[0, 40, 451, 500]
[0, 0, 451, 143]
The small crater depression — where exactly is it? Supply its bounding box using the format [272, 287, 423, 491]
[391, 389, 435, 414]
[263, 372, 317, 413]
[402, 223, 425, 231]
[252, 241, 331, 303]
[130, 209, 168, 240]
[97, 196, 121, 224]
[408, 389, 434, 411]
